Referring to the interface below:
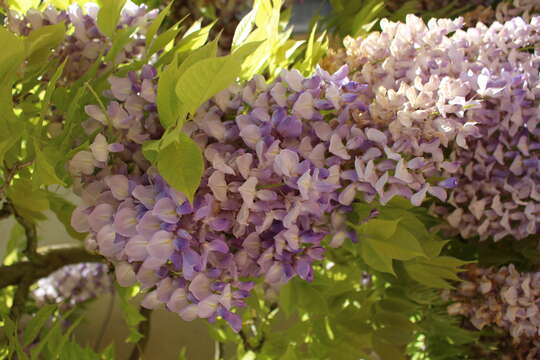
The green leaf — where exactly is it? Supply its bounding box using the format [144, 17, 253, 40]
[176, 39, 219, 77]
[155, 20, 215, 68]
[142, 139, 160, 164]
[176, 20, 215, 52]
[147, 21, 184, 59]
[373, 337, 406, 360]
[3, 222, 25, 265]
[253, 0, 275, 29]
[40, 59, 67, 126]
[157, 132, 204, 203]
[97, 0, 128, 38]
[174, 41, 261, 118]
[0, 28, 25, 84]
[296, 280, 328, 314]
[8, 179, 49, 214]
[116, 285, 144, 343]
[231, 7, 256, 49]
[404, 256, 470, 289]
[49, 315, 85, 359]
[156, 62, 181, 129]
[48, 192, 86, 240]
[0, 136, 21, 167]
[281, 344, 298, 360]
[33, 146, 65, 188]
[157, 38, 219, 129]
[25, 23, 66, 65]
[145, 1, 174, 50]
[49, 0, 71, 9]
[23, 305, 56, 346]
[385, 196, 414, 210]
[278, 280, 296, 318]
[354, 218, 398, 240]
[6, 0, 40, 13]
[366, 226, 425, 261]
[361, 237, 395, 275]
[104, 25, 138, 63]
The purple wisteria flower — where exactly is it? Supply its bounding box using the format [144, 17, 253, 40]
[6, 1, 157, 83]
[32, 263, 113, 309]
[324, 15, 540, 241]
[70, 55, 473, 330]
[446, 264, 540, 350]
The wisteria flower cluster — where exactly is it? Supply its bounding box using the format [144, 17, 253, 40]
[7, 1, 157, 83]
[68, 52, 473, 329]
[445, 264, 540, 353]
[32, 263, 113, 309]
[322, 14, 540, 241]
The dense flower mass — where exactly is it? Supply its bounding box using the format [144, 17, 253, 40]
[69, 59, 472, 329]
[322, 15, 540, 241]
[32, 263, 113, 309]
[446, 264, 540, 356]
[6, 1, 157, 83]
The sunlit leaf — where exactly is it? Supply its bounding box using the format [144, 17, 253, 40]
[157, 132, 204, 203]
[97, 0, 128, 38]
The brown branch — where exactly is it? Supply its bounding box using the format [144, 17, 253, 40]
[9, 274, 32, 319]
[0, 161, 33, 200]
[0, 246, 104, 290]
[8, 201, 41, 263]
[0, 202, 11, 220]
[129, 308, 153, 360]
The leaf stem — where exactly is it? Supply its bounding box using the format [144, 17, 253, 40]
[9, 201, 41, 263]
[129, 308, 153, 360]
[214, 340, 225, 360]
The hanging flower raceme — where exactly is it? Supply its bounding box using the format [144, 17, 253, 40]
[445, 264, 540, 354]
[69, 59, 469, 330]
[32, 263, 113, 309]
[322, 15, 540, 241]
[6, 1, 157, 83]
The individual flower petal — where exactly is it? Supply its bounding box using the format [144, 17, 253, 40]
[274, 149, 299, 177]
[113, 206, 138, 237]
[90, 133, 109, 162]
[238, 177, 258, 207]
[115, 262, 136, 287]
[147, 230, 175, 260]
[108, 76, 132, 101]
[105, 175, 129, 200]
[208, 171, 228, 202]
[292, 91, 314, 119]
[89, 204, 114, 232]
[329, 134, 350, 160]
[153, 197, 179, 224]
[69, 151, 95, 176]
[125, 235, 148, 261]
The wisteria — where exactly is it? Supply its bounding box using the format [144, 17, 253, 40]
[322, 14, 540, 241]
[445, 264, 540, 356]
[32, 263, 113, 309]
[5, 0, 540, 356]
[68, 48, 476, 329]
[6, 1, 157, 83]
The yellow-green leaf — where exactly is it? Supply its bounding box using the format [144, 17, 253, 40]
[157, 132, 204, 203]
[97, 0, 127, 38]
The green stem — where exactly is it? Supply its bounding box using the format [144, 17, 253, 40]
[129, 308, 153, 360]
